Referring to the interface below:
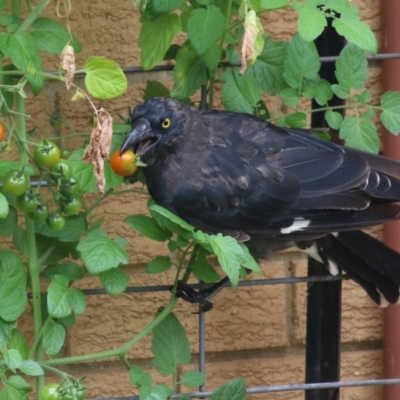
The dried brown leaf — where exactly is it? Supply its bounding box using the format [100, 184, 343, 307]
[61, 45, 75, 90]
[82, 108, 113, 195]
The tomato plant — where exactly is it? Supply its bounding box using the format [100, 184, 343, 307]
[16, 189, 39, 213]
[33, 140, 61, 168]
[110, 149, 138, 176]
[28, 202, 49, 222]
[60, 196, 82, 215]
[50, 160, 73, 180]
[59, 177, 80, 199]
[2, 169, 30, 196]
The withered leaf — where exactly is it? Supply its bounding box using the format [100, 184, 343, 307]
[61, 45, 76, 90]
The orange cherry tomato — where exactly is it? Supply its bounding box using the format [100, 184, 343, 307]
[109, 150, 138, 176]
[0, 123, 5, 142]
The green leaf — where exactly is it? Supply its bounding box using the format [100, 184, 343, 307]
[146, 0, 184, 15]
[143, 384, 173, 400]
[191, 258, 220, 283]
[0, 385, 22, 400]
[221, 67, 261, 113]
[43, 319, 66, 356]
[285, 111, 307, 128]
[171, 43, 208, 99]
[283, 33, 320, 89]
[31, 17, 81, 54]
[4, 348, 22, 371]
[0, 318, 16, 343]
[325, 110, 343, 130]
[237, 243, 261, 274]
[303, 79, 333, 106]
[84, 56, 127, 100]
[0, 192, 8, 218]
[332, 13, 377, 54]
[181, 371, 206, 388]
[297, 5, 327, 42]
[129, 364, 153, 387]
[68, 288, 86, 314]
[9, 329, 29, 360]
[139, 14, 181, 70]
[12, 227, 28, 256]
[152, 312, 191, 375]
[146, 256, 172, 274]
[204, 44, 221, 71]
[332, 43, 367, 97]
[19, 360, 44, 376]
[0, 32, 43, 95]
[68, 149, 96, 193]
[77, 229, 128, 274]
[125, 214, 171, 242]
[7, 375, 32, 393]
[280, 87, 299, 106]
[144, 80, 170, 100]
[0, 205, 17, 237]
[0, 250, 27, 321]
[210, 378, 247, 400]
[149, 205, 195, 233]
[339, 116, 379, 153]
[105, 162, 124, 191]
[187, 6, 225, 54]
[99, 268, 129, 296]
[380, 91, 400, 135]
[41, 262, 84, 281]
[47, 275, 71, 318]
[260, 0, 290, 9]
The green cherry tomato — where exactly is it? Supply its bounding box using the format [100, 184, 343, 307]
[16, 189, 39, 213]
[61, 196, 82, 215]
[64, 386, 85, 400]
[28, 202, 49, 222]
[59, 177, 80, 199]
[46, 212, 65, 231]
[42, 383, 62, 400]
[2, 169, 30, 196]
[33, 140, 61, 168]
[50, 160, 73, 180]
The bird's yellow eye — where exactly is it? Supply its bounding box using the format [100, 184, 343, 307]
[161, 118, 171, 129]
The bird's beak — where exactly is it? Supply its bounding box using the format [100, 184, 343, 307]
[120, 118, 158, 155]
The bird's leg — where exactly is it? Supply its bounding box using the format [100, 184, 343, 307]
[174, 277, 231, 312]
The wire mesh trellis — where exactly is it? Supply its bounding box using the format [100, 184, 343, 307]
[32, 50, 400, 399]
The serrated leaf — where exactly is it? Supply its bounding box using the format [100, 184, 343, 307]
[12, 227, 28, 256]
[139, 14, 181, 70]
[187, 6, 225, 54]
[237, 243, 261, 274]
[125, 214, 171, 242]
[171, 43, 208, 99]
[221, 68, 261, 113]
[380, 91, 400, 135]
[77, 229, 128, 274]
[68, 149, 96, 193]
[144, 80, 170, 100]
[19, 360, 43, 376]
[297, 5, 327, 42]
[0, 32, 43, 95]
[4, 348, 22, 371]
[9, 330, 29, 360]
[303, 79, 333, 106]
[285, 111, 307, 128]
[260, 0, 290, 9]
[7, 375, 32, 393]
[280, 87, 298, 106]
[339, 116, 379, 153]
[152, 312, 191, 375]
[283, 33, 320, 89]
[332, 13, 377, 54]
[31, 17, 81, 54]
[0, 206, 17, 237]
[210, 378, 247, 400]
[0, 250, 27, 321]
[43, 320, 66, 356]
[325, 110, 343, 130]
[149, 205, 194, 232]
[0, 318, 16, 343]
[0, 192, 9, 218]
[68, 288, 86, 314]
[0, 385, 22, 400]
[147, 0, 184, 15]
[191, 258, 220, 283]
[47, 275, 71, 318]
[41, 262, 84, 281]
[146, 256, 172, 274]
[84, 56, 127, 100]
[99, 268, 129, 296]
[181, 371, 206, 388]
[129, 365, 153, 387]
[333, 43, 367, 97]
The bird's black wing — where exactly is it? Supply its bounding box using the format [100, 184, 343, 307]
[170, 110, 400, 240]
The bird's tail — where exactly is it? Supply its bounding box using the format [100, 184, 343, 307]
[316, 231, 400, 307]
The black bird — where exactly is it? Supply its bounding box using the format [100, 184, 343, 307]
[121, 97, 400, 307]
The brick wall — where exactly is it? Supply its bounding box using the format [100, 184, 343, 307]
[16, 1, 388, 398]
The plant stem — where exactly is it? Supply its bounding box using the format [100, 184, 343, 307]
[16, 0, 51, 32]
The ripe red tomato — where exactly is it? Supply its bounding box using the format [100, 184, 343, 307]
[109, 150, 138, 176]
[33, 140, 61, 169]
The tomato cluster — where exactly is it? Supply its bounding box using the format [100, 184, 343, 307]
[42, 383, 85, 400]
[1, 139, 83, 232]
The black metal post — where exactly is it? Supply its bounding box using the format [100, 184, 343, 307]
[305, 15, 345, 400]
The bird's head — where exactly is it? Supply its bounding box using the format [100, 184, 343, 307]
[120, 97, 190, 159]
